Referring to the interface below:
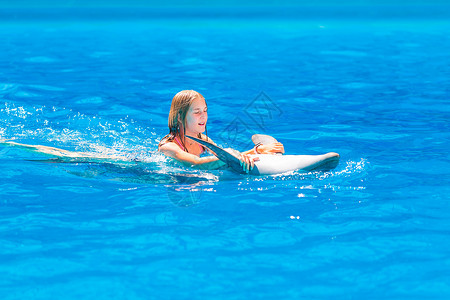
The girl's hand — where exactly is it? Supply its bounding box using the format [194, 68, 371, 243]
[256, 142, 284, 154]
[240, 154, 260, 173]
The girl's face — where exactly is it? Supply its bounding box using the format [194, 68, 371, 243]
[184, 97, 207, 135]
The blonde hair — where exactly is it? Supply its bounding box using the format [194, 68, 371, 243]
[159, 90, 208, 151]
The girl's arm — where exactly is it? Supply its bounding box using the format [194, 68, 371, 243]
[159, 142, 225, 169]
[241, 142, 285, 155]
[160, 141, 260, 172]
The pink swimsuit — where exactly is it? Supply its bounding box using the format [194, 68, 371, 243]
[173, 136, 205, 155]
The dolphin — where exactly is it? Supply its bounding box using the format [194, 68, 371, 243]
[186, 135, 340, 175]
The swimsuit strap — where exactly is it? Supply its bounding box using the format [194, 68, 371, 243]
[173, 136, 185, 151]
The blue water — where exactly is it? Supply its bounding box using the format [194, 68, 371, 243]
[1, 8, 450, 299]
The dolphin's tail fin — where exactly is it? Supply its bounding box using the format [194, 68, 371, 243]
[251, 134, 278, 145]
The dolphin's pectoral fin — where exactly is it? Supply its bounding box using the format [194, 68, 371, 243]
[186, 135, 245, 174]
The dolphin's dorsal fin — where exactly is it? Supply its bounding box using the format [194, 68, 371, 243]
[251, 134, 278, 145]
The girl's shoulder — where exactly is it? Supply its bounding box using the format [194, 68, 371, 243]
[158, 134, 175, 150]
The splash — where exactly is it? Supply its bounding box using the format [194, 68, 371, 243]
[0, 101, 222, 186]
[234, 158, 369, 196]
[0, 101, 158, 159]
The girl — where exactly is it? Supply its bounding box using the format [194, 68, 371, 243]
[158, 90, 284, 173]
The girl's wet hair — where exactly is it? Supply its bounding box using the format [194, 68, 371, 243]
[159, 90, 208, 152]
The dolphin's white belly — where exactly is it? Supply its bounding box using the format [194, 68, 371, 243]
[251, 152, 340, 175]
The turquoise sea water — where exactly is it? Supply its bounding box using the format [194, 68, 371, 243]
[1, 6, 450, 299]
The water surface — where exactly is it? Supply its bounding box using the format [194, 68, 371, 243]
[1, 7, 449, 299]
